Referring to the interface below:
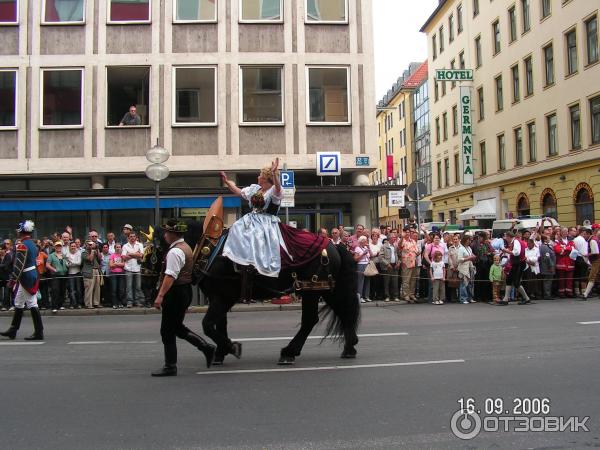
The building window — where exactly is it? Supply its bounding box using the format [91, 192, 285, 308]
[509, 6, 517, 43]
[495, 75, 503, 112]
[434, 81, 439, 102]
[475, 35, 482, 68]
[511, 65, 520, 103]
[0, 70, 16, 128]
[547, 113, 558, 156]
[524, 56, 534, 96]
[569, 104, 581, 150]
[444, 158, 450, 187]
[459, 51, 465, 70]
[565, 29, 578, 76]
[541, 0, 551, 19]
[439, 25, 445, 53]
[450, 59, 456, 89]
[527, 122, 537, 161]
[435, 117, 440, 144]
[41, 68, 83, 128]
[457, 4, 463, 33]
[586, 15, 598, 65]
[517, 194, 530, 216]
[452, 104, 458, 135]
[493, 20, 501, 54]
[478, 86, 484, 121]
[174, 0, 217, 22]
[473, 0, 479, 17]
[515, 127, 523, 166]
[307, 67, 350, 124]
[172, 66, 216, 126]
[541, 190, 557, 219]
[241, 66, 283, 124]
[442, 112, 448, 141]
[43, 0, 85, 24]
[543, 43, 554, 86]
[240, 0, 282, 22]
[521, 0, 530, 33]
[305, 0, 347, 24]
[498, 134, 506, 171]
[437, 161, 442, 189]
[454, 153, 460, 183]
[590, 96, 600, 145]
[480, 141, 487, 175]
[575, 185, 595, 225]
[109, 0, 150, 23]
[107, 66, 150, 126]
[442, 76, 446, 96]
[0, 0, 17, 23]
[449, 14, 454, 42]
[432, 35, 437, 60]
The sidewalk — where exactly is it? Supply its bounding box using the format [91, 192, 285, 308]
[0, 300, 409, 317]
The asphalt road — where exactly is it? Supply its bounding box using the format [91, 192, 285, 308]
[1, 300, 600, 450]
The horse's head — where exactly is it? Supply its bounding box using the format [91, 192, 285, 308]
[140, 226, 166, 276]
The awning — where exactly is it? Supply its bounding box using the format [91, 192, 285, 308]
[459, 199, 497, 221]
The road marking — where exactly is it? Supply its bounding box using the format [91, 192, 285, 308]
[67, 341, 157, 345]
[197, 359, 465, 375]
[577, 321, 600, 325]
[0, 341, 45, 346]
[235, 332, 408, 342]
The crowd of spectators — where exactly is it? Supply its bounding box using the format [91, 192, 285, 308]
[0, 224, 152, 313]
[319, 220, 600, 305]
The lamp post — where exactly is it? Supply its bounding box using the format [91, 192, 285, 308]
[145, 140, 170, 226]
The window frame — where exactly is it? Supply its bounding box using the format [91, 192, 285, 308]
[540, 0, 551, 20]
[304, 0, 348, 25]
[508, 5, 517, 43]
[42, 0, 86, 25]
[171, 65, 218, 127]
[527, 120, 537, 162]
[495, 74, 503, 112]
[514, 126, 523, 166]
[105, 65, 151, 128]
[475, 34, 482, 68]
[523, 54, 534, 97]
[511, 64, 520, 103]
[305, 65, 351, 126]
[521, 0, 531, 34]
[240, 65, 285, 126]
[589, 95, 600, 145]
[457, 4, 463, 34]
[568, 102, 581, 150]
[39, 67, 84, 129]
[543, 42, 555, 87]
[546, 112, 558, 156]
[498, 133, 506, 171]
[565, 27, 578, 76]
[585, 14, 599, 66]
[480, 140, 487, 175]
[477, 86, 484, 121]
[0, 0, 19, 25]
[0, 69, 18, 129]
[492, 19, 501, 55]
[107, 0, 152, 25]
[173, 0, 218, 24]
[239, 0, 283, 24]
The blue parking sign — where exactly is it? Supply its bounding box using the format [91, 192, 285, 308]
[280, 170, 295, 188]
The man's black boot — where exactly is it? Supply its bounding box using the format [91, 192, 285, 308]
[184, 331, 216, 368]
[0, 307, 23, 340]
[24, 307, 44, 341]
[151, 365, 177, 377]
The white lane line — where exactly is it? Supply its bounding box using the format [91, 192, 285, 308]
[0, 341, 45, 346]
[67, 341, 157, 345]
[197, 359, 465, 375]
[235, 332, 408, 342]
[577, 321, 600, 325]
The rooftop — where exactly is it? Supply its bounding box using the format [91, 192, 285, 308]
[376, 61, 425, 110]
[420, 0, 449, 33]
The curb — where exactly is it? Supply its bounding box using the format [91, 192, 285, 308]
[0, 300, 411, 317]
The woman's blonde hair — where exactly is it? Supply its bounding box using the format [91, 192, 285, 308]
[260, 167, 275, 183]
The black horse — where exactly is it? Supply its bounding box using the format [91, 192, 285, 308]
[142, 221, 360, 366]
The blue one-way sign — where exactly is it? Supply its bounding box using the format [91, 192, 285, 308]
[280, 170, 295, 188]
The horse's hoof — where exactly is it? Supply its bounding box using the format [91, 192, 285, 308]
[231, 342, 242, 359]
[340, 348, 357, 359]
[278, 356, 295, 365]
[212, 356, 224, 366]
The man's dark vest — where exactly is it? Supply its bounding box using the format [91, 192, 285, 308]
[162, 241, 193, 286]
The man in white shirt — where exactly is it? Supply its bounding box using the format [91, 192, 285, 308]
[501, 232, 531, 305]
[573, 228, 591, 298]
[583, 226, 600, 299]
[122, 232, 145, 307]
[151, 219, 215, 376]
[106, 232, 117, 255]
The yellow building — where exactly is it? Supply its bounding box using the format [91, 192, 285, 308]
[372, 62, 426, 228]
[421, 0, 600, 227]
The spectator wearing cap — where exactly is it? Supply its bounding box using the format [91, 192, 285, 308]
[46, 241, 69, 313]
[119, 224, 133, 246]
[82, 240, 103, 309]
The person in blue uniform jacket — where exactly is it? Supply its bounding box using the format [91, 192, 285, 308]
[0, 220, 44, 340]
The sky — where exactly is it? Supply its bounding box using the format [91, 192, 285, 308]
[373, 0, 440, 101]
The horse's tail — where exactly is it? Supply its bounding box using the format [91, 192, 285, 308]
[321, 244, 360, 343]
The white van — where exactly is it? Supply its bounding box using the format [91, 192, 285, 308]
[492, 216, 559, 238]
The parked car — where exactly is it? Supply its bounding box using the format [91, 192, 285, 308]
[492, 216, 559, 238]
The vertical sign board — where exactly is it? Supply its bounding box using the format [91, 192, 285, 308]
[460, 86, 474, 185]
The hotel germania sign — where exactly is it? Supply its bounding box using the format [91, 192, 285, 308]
[434, 69, 474, 81]
[460, 86, 474, 185]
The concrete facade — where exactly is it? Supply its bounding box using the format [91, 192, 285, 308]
[421, 0, 600, 227]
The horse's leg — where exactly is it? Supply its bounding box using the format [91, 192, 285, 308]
[202, 296, 241, 365]
[278, 293, 319, 365]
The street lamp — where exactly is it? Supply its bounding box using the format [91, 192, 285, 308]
[145, 140, 170, 226]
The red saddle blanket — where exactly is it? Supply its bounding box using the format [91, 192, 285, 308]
[278, 223, 330, 270]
